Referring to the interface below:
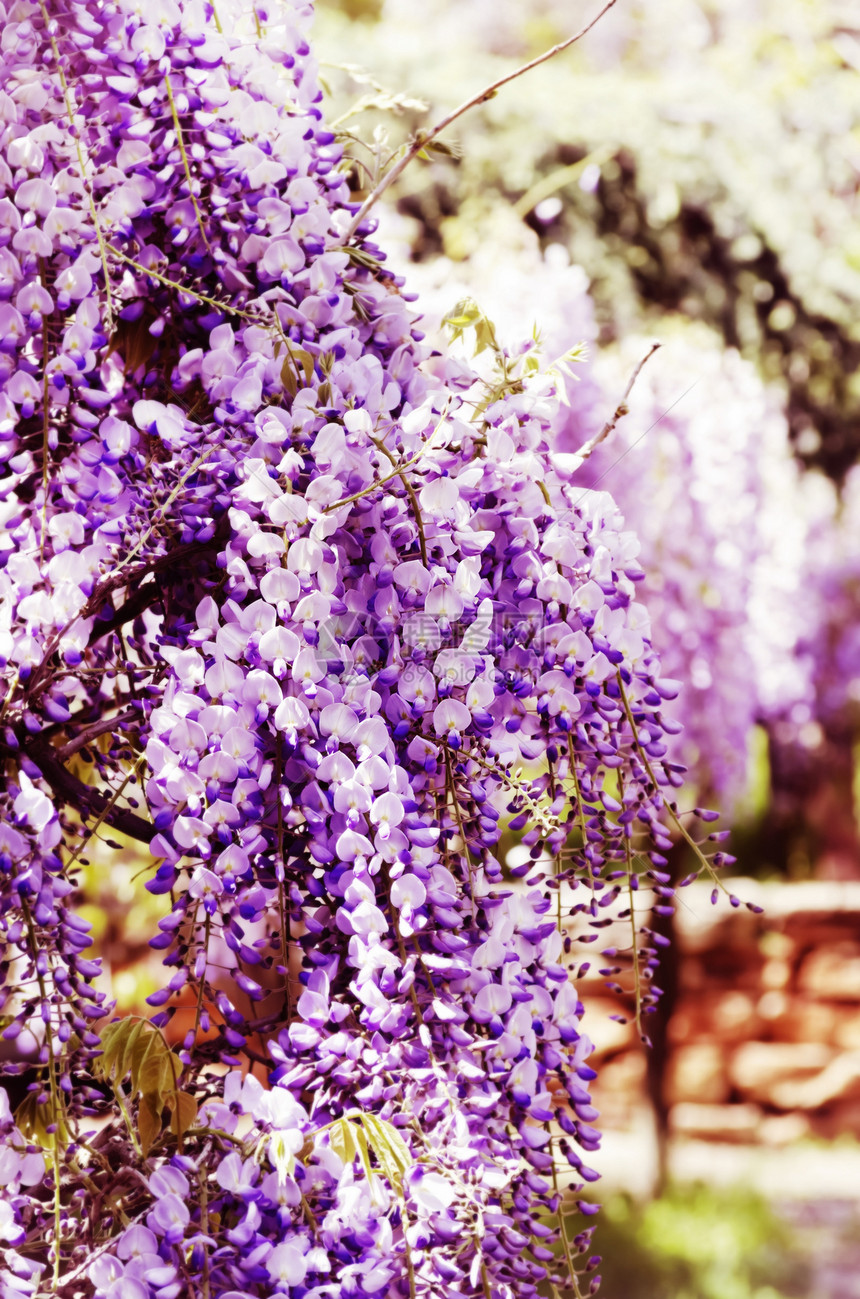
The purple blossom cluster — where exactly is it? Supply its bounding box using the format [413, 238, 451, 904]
[794, 465, 860, 732]
[573, 338, 813, 809]
[0, 0, 729, 1295]
[382, 234, 812, 810]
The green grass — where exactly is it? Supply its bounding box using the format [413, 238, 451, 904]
[588, 1183, 810, 1299]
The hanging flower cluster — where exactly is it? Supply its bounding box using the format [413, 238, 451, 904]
[570, 337, 813, 808]
[0, 1, 731, 1296]
[793, 464, 860, 732]
[376, 226, 813, 810]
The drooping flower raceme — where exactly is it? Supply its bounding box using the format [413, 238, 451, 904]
[573, 337, 814, 809]
[388, 225, 818, 811]
[793, 464, 860, 732]
[376, 224, 816, 810]
[0, 1, 730, 1295]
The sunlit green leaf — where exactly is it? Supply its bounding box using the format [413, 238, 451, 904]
[328, 1117, 358, 1167]
[138, 1093, 161, 1157]
[15, 1092, 69, 1151]
[166, 1090, 198, 1141]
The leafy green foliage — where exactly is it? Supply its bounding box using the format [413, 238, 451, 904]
[15, 1091, 70, 1151]
[591, 1184, 809, 1299]
[442, 297, 502, 356]
[327, 1110, 413, 1194]
[94, 1018, 194, 1155]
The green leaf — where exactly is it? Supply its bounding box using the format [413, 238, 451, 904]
[346, 246, 383, 272]
[316, 1112, 416, 1194]
[359, 1113, 413, 1190]
[442, 299, 483, 331]
[474, 317, 496, 356]
[95, 1018, 180, 1123]
[351, 1122, 374, 1186]
[94, 1018, 147, 1087]
[166, 1090, 198, 1141]
[418, 138, 459, 159]
[279, 345, 315, 399]
[93, 1019, 124, 1079]
[14, 1092, 69, 1151]
[280, 355, 298, 398]
[117, 1019, 148, 1084]
[135, 1031, 176, 1106]
[138, 1093, 162, 1157]
[328, 1117, 357, 1167]
[442, 297, 501, 358]
[296, 348, 315, 385]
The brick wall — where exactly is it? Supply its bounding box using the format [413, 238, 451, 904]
[581, 880, 860, 1145]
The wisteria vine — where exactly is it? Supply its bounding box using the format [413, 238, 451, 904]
[0, 2, 737, 1297]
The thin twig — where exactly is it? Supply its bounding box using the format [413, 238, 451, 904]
[19, 895, 64, 1289]
[617, 771, 644, 1039]
[322, 405, 448, 515]
[548, 1136, 587, 1299]
[443, 748, 477, 924]
[191, 912, 212, 1051]
[25, 734, 155, 844]
[107, 247, 241, 317]
[274, 737, 292, 1019]
[25, 526, 226, 701]
[0, 669, 19, 725]
[33, 1207, 152, 1294]
[371, 437, 429, 566]
[38, 4, 115, 331]
[341, 0, 618, 241]
[120, 446, 218, 569]
[39, 257, 54, 565]
[56, 708, 139, 761]
[164, 74, 212, 253]
[574, 341, 660, 463]
[571, 376, 700, 506]
[615, 671, 729, 897]
[63, 752, 148, 869]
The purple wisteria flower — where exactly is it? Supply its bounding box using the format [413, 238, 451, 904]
[0, 0, 731, 1295]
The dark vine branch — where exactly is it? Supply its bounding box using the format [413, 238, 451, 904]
[341, 0, 619, 241]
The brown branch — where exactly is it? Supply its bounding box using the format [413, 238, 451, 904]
[86, 579, 161, 648]
[24, 733, 155, 845]
[371, 437, 428, 566]
[341, 0, 618, 242]
[24, 523, 228, 700]
[575, 341, 661, 463]
[55, 708, 140, 761]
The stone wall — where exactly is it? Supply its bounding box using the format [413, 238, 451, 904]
[581, 880, 860, 1145]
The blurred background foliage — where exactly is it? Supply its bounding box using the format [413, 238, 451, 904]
[590, 1183, 810, 1299]
[316, 0, 860, 478]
